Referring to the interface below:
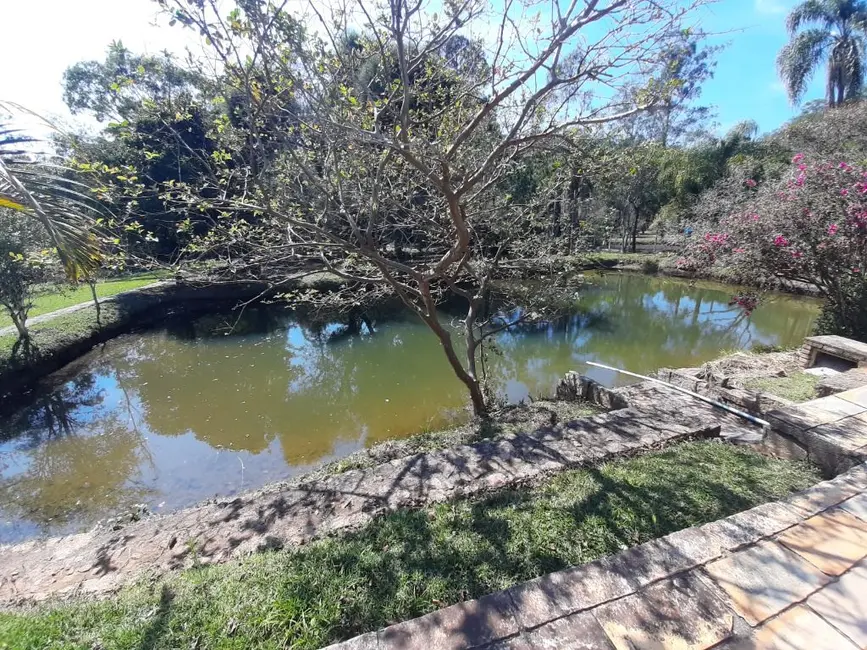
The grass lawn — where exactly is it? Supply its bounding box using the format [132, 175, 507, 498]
[0, 272, 166, 329]
[0, 441, 818, 650]
[744, 372, 820, 403]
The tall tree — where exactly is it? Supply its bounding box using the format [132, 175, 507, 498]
[625, 33, 721, 146]
[155, 0, 705, 417]
[777, 0, 867, 107]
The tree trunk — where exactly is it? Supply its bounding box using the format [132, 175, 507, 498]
[630, 205, 640, 253]
[430, 317, 487, 417]
[89, 280, 102, 326]
[8, 309, 29, 341]
[412, 279, 489, 418]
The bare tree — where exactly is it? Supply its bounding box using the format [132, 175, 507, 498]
[155, 0, 705, 416]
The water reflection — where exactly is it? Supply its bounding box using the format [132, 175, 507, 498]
[0, 273, 819, 542]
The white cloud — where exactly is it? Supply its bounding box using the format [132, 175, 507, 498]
[755, 0, 788, 15]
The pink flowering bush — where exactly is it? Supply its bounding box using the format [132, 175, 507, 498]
[682, 155, 867, 339]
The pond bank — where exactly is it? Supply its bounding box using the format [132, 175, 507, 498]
[0, 441, 821, 649]
[0, 380, 727, 605]
[0, 274, 347, 398]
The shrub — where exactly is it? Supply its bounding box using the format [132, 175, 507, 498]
[641, 258, 660, 274]
[682, 154, 867, 339]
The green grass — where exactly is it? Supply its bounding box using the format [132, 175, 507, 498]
[0, 272, 166, 329]
[0, 302, 124, 371]
[744, 372, 820, 403]
[0, 441, 818, 650]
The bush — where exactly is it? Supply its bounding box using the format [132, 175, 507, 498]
[641, 258, 660, 274]
[682, 154, 867, 340]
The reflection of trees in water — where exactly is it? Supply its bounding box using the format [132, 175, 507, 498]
[482, 274, 818, 397]
[0, 277, 819, 539]
[1, 373, 103, 444]
[0, 365, 156, 536]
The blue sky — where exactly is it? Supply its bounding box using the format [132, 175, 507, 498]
[698, 0, 824, 135]
[0, 0, 824, 136]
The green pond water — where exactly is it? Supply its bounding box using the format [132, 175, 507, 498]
[0, 273, 819, 542]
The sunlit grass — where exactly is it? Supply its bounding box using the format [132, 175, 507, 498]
[0, 272, 167, 329]
[744, 372, 820, 403]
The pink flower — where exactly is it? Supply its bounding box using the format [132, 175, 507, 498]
[841, 189, 850, 197]
[857, 182, 867, 194]
[792, 153, 805, 164]
[733, 248, 746, 253]
[840, 162, 851, 170]
[750, 213, 760, 221]
[791, 250, 803, 259]
[828, 224, 839, 235]
[798, 163, 807, 172]
[854, 268, 862, 274]
[794, 174, 806, 187]
[774, 235, 790, 247]
[703, 232, 729, 245]
[744, 179, 757, 188]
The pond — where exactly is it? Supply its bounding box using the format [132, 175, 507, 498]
[0, 273, 819, 542]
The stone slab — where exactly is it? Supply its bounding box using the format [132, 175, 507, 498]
[836, 386, 867, 408]
[488, 611, 616, 650]
[592, 572, 735, 650]
[807, 561, 867, 647]
[806, 396, 867, 419]
[746, 605, 858, 650]
[703, 540, 830, 626]
[505, 556, 636, 630]
[839, 492, 867, 522]
[378, 591, 519, 650]
[322, 632, 380, 650]
[776, 509, 867, 576]
[767, 398, 865, 439]
[817, 369, 867, 397]
[807, 416, 867, 453]
[782, 478, 862, 518]
[805, 335, 867, 362]
[698, 502, 802, 553]
[611, 525, 727, 588]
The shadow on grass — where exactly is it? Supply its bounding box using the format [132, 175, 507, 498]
[138, 586, 175, 650]
[240, 442, 817, 646]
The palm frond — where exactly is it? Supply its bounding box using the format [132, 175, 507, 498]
[777, 29, 832, 103]
[0, 105, 109, 280]
[787, 0, 835, 34]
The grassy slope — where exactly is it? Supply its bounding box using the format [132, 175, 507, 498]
[0, 302, 124, 373]
[0, 273, 166, 329]
[744, 372, 820, 403]
[1, 441, 818, 650]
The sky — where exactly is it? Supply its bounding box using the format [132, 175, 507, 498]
[0, 0, 824, 137]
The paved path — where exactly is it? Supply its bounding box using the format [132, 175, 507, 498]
[326, 384, 867, 650]
[0, 282, 167, 338]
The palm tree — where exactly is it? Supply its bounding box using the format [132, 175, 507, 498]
[0, 102, 104, 279]
[778, 0, 867, 107]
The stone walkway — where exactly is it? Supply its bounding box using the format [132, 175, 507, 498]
[0, 400, 720, 604]
[324, 383, 867, 649]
